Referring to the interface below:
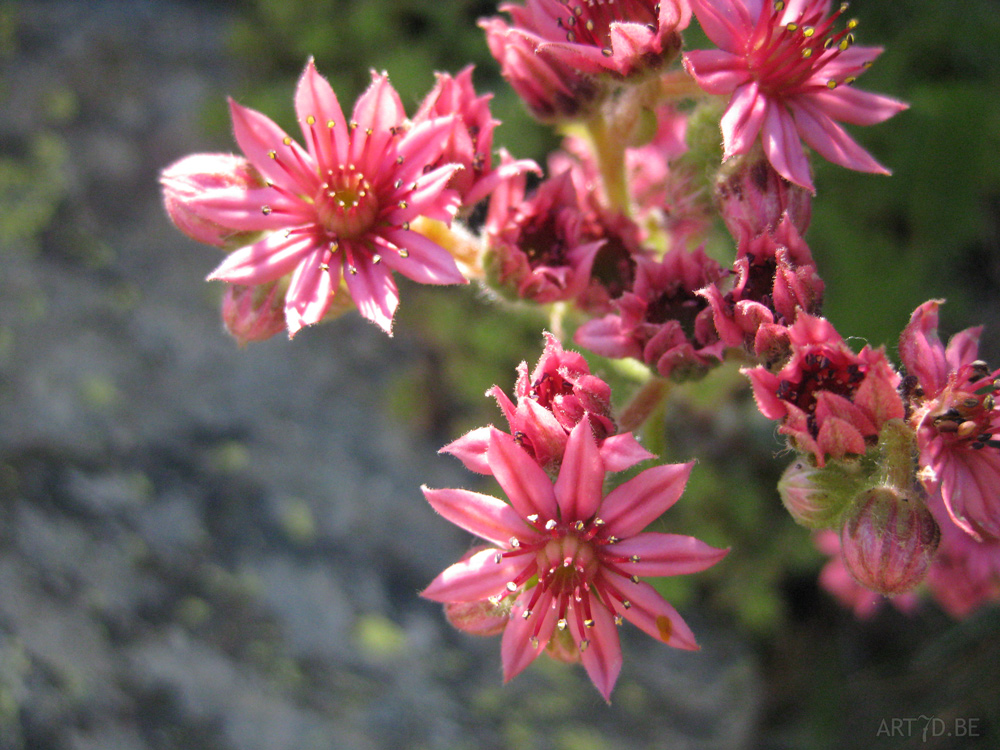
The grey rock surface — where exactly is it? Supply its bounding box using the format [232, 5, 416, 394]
[0, 2, 761, 748]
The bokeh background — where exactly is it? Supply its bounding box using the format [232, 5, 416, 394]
[1, 1, 998, 748]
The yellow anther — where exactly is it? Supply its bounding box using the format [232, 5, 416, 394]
[306, 115, 316, 125]
[802, 26, 815, 37]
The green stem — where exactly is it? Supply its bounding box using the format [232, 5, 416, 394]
[618, 376, 670, 433]
[585, 113, 630, 215]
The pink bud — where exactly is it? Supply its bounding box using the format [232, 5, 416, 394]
[221, 282, 286, 346]
[160, 153, 265, 248]
[840, 487, 941, 596]
[715, 150, 812, 240]
[443, 599, 510, 637]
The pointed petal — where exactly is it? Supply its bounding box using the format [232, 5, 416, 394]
[284, 246, 334, 336]
[294, 58, 349, 166]
[502, 592, 557, 683]
[342, 252, 399, 334]
[207, 231, 315, 285]
[600, 462, 694, 538]
[611, 532, 729, 577]
[683, 49, 747, 95]
[350, 72, 406, 175]
[378, 228, 467, 285]
[569, 597, 621, 703]
[788, 99, 890, 176]
[899, 299, 948, 393]
[810, 87, 908, 127]
[422, 486, 536, 547]
[554, 418, 605, 523]
[186, 187, 310, 232]
[600, 572, 699, 650]
[689, 0, 753, 50]
[229, 99, 316, 192]
[422, 547, 522, 603]
[761, 100, 814, 192]
[488, 428, 559, 521]
[439, 427, 492, 474]
[720, 81, 766, 158]
[599, 433, 656, 473]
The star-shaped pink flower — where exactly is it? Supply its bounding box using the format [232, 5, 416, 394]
[423, 419, 727, 701]
[684, 0, 907, 192]
[169, 60, 468, 336]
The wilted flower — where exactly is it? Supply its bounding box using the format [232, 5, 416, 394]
[484, 169, 604, 303]
[423, 420, 727, 701]
[505, 0, 692, 79]
[899, 299, 1000, 541]
[714, 146, 813, 238]
[684, 0, 908, 191]
[700, 213, 823, 356]
[168, 60, 468, 336]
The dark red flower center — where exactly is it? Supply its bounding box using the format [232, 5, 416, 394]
[926, 362, 1000, 451]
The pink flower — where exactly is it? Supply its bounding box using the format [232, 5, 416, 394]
[899, 300, 1000, 541]
[504, 0, 691, 79]
[484, 169, 604, 303]
[684, 0, 908, 192]
[575, 247, 727, 380]
[220, 283, 287, 346]
[442, 333, 654, 475]
[422, 419, 728, 701]
[176, 60, 467, 336]
[925, 495, 1000, 617]
[412, 66, 538, 211]
[699, 213, 823, 356]
[480, 14, 601, 121]
[744, 312, 904, 465]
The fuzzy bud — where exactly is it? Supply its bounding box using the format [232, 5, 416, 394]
[160, 153, 266, 248]
[715, 148, 812, 239]
[778, 459, 852, 529]
[840, 487, 941, 596]
[221, 282, 286, 346]
[443, 599, 509, 637]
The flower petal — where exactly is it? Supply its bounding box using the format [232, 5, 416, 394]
[422, 486, 536, 547]
[788, 98, 890, 176]
[294, 58, 349, 166]
[600, 572, 699, 650]
[761, 99, 814, 192]
[439, 427, 492, 474]
[502, 591, 557, 683]
[611, 532, 729, 577]
[569, 597, 621, 703]
[554, 418, 605, 523]
[341, 251, 399, 334]
[720, 80, 766, 159]
[488, 428, 560, 521]
[377, 228, 467, 286]
[350, 72, 407, 176]
[284, 246, 335, 336]
[207, 231, 315, 285]
[422, 547, 522, 603]
[600, 461, 693, 538]
[229, 99, 316, 193]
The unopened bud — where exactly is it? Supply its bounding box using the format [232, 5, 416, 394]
[160, 153, 266, 248]
[221, 282, 286, 346]
[778, 459, 852, 529]
[715, 147, 812, 239]
[840, 487, 940, 596]
[444, 599, 509, 637]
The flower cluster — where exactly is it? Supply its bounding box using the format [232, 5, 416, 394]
[424, 340, 727, 700]
[158, 0, 998, 704]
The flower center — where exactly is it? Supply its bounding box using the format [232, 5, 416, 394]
[748, 1, 864, 96]
[537, 534, 599, 597]
[316, 167, 379, 240]
[555, 0, 658, 53]
[776, 346, 866, 434]
[927, 361, 1000, 450]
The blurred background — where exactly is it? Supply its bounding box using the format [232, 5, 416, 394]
[0, 0, 998, 748]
